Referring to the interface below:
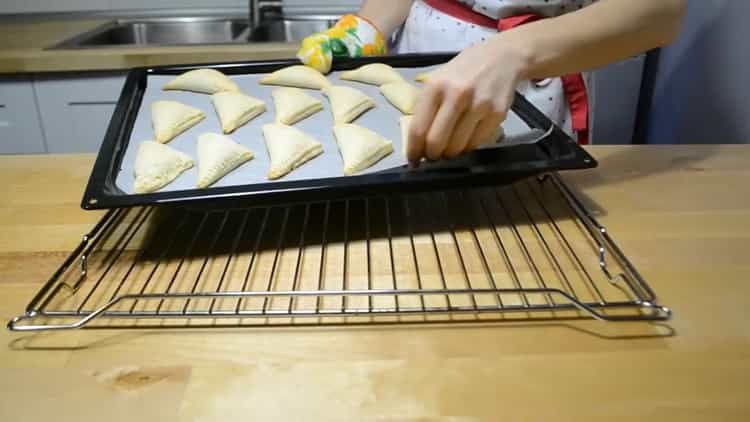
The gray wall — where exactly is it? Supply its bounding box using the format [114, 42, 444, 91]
[645, 0, 750, 144]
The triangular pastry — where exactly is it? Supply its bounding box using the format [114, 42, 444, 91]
[333, 123, 393, 175]
[151, 100, 205, 143]
[260, 65, 331, 90]
[271, 87, 323, 125]
[380, 81, 420, 115]
[415, 69, 438, 83]
[196, 133, 254, 188]
[340, 63, 404, 86]
[322, 85, 375, 124]
[211, 91, 266, 134]
[163, 69, 239, 94]
[133, 141, 194, 194]
[262, 123, 323, 179]
[399, 115, 413, 158]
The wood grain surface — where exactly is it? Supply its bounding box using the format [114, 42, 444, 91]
[1, 146, 749, 421]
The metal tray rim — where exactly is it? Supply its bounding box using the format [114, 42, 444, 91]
[81, 53, 597, 210]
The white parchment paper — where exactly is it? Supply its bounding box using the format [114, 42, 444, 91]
[115, 65, 534, 194]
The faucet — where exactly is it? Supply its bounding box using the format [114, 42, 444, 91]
[249, 0, 283, 29]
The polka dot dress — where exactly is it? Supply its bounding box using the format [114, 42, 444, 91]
[395, 0, 597, 138]
[457, 0, 596, 19]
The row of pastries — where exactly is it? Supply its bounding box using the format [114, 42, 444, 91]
[134, 64, 423, 194]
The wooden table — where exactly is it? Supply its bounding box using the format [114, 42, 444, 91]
[1, 146, 748, 421]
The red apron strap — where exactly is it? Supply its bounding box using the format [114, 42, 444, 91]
[561, 74, 590, 144]
[498, 14, 543, 31]
[499, 13, 590, 144]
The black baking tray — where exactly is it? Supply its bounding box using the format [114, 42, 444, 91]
[81, 53, 597, 210]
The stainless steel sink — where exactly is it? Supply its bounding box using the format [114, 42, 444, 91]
[49, 15, 342, 49]
[50, 17, 250, 49]
[249, 16, 338, 43]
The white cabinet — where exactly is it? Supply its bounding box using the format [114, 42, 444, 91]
[34, 73, 126, 153]
[0, 77, 46, 154]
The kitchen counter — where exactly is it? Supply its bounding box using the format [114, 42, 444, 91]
[0, 19, 298, 74]
[1, 146, 749, 420]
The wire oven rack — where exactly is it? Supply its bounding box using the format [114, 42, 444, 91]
[7, 174, 671, 331]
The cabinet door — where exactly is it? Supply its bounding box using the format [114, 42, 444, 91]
[34, 73, 126, 154]
[0, 77, 47, 154]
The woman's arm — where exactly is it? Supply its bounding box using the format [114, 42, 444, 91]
[358, 0, 415, 39]
[408, 0, 687, 161]
[504, 0, 687, 79]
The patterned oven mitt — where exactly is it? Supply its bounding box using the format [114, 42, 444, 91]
[297, 14, 388, 74]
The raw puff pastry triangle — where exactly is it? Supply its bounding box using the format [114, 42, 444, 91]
[415, 67, 440, 83]
[333, 123, 394, 176]
[151, 100, 205, 143]
[322, 85, 375, 124]
[380, 81, 420, 115]
[340, 63, 404, 86]
[133, 141, 194, 194]
[163, 69, 240, 94]
[260, 65, 331, 90]
[399, 115, 413, 158]
[271, 87, 323, 125]
[414, 72, 431, 83]
[211, 91, 266, 134]
[262, 123, 323, 180]
[196, 133, 254, 188]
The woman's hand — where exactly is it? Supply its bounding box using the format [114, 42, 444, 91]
[408, 35, 529, 161]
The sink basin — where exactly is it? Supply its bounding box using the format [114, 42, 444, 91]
[249, 16, 338, 43]
[50, 18, 250, 49]
[49, 15, 342, 49]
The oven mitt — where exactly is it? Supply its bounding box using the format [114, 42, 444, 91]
[163, 69, 240, 94]
[322, 85, 375, 124]
[380, 81, 419, 115]
[196, 133, 254, 188]
[134, 141, 194, 194]
[151, 100, 205, 143]
[211, 91, 266, 134]
[271, 87, 323, 125]
[262, 123, 323, 180]
[260, 65, 331, 90]
[333, 123, 393, 175]
[340, 63, 404, 86]
[297, 14, 388, 74]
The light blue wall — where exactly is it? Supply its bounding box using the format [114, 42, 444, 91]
[645, 0, 750, 144]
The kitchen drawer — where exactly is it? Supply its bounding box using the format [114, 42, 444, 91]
[34, 72, 126, 154]
[0, 77, 46, 154]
